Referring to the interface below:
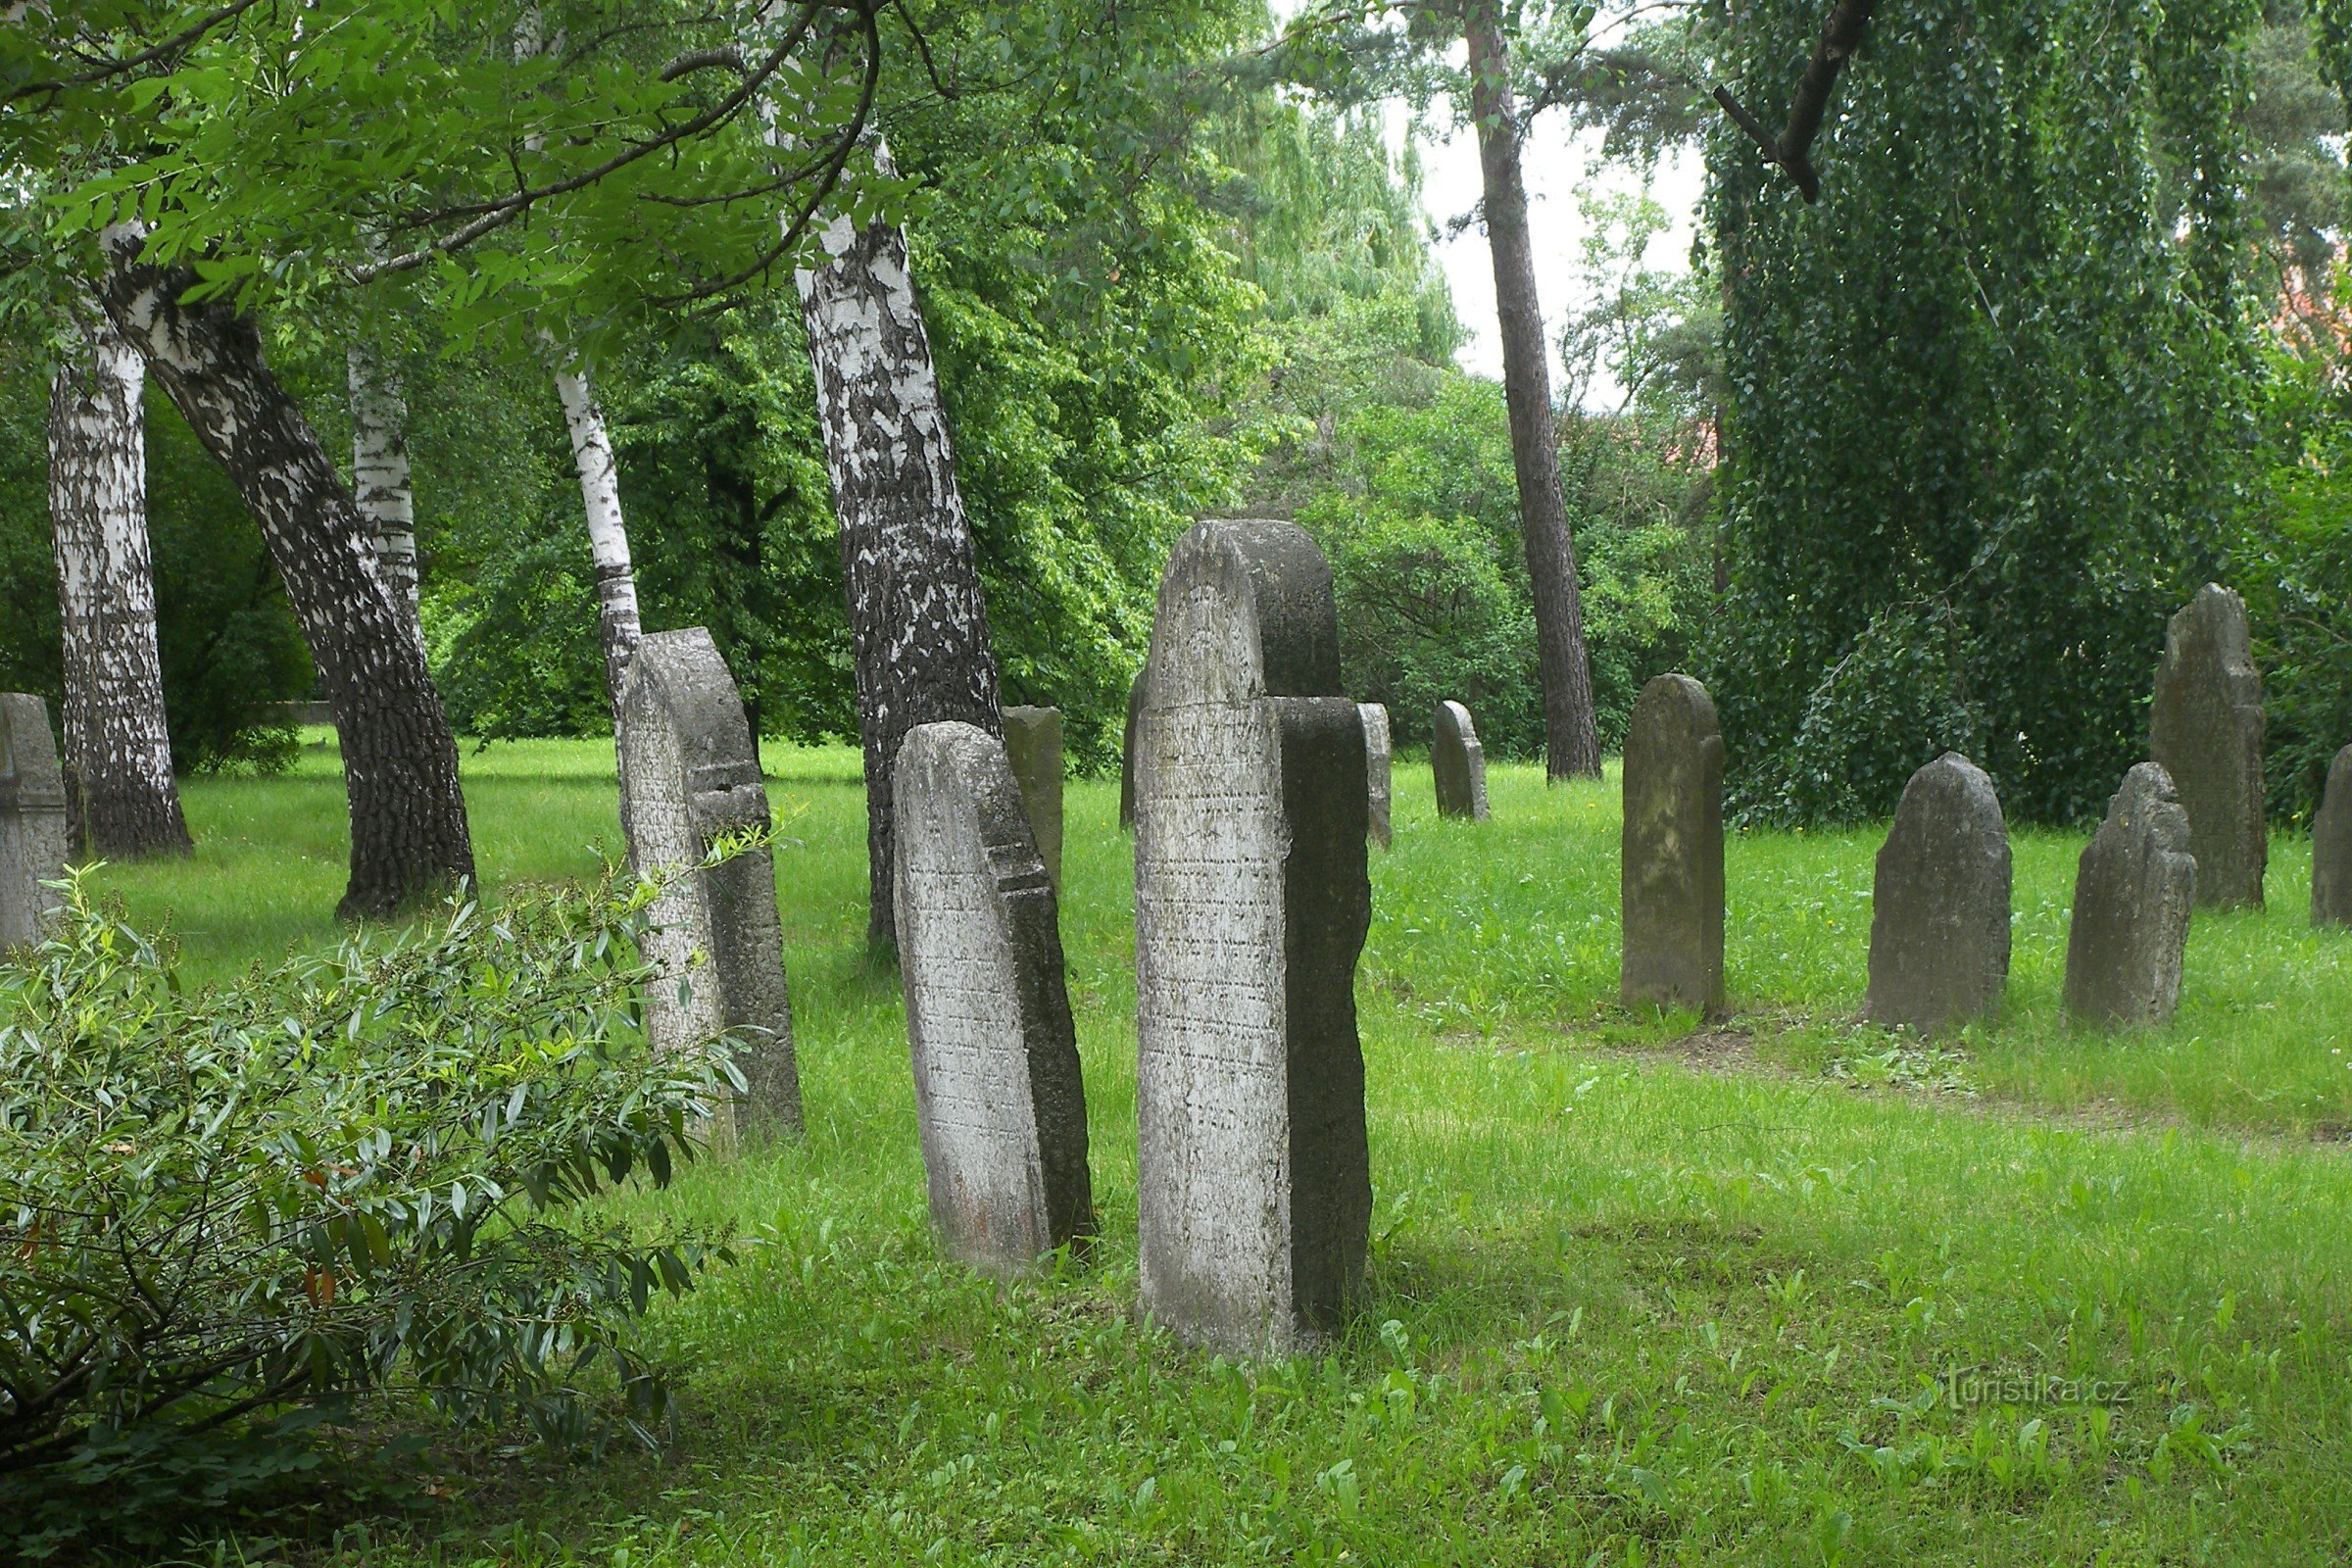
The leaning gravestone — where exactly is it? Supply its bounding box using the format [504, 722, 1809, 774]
[1118, 664, 1147, 831]
[1359, 703, 1393, 850]
[893, 721, 1094, 1275]
[1134, 516, 1372, 1354]
[1432, 700, 1489, 821]
[1620, 674, 1725, 1015]
[618, 629, 802, 1144]
[2315, 745, 2352, 928]
[2150, 583, 2266, 908]
[2064, 762, 2196, 1027]
[1865, 753, 2011, 1035]
[0, 696, 68, 947]
[1000, 705, 1065, 890]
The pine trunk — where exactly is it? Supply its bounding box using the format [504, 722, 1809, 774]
[1466, 1, 1602, 780]
[93, 225, 474, 916]
[552, 361, 645, 711]
[346, 338, 424, 647]
[795, 189, 1004, 954]
[46, 303, 192, 858]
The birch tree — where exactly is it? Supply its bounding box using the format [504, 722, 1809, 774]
[46, 299, 192, 859]
[551, 359, 644, 711]
[346, 335, 424, 648]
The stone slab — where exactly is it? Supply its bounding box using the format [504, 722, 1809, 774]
[2315, 745, 2352, 928]
[2064, 762, 2195, 1027]
[1000, 705, 1064, 890]
[1432, 700, 1488, 821]
[0, 696, 68, 947]
[2150, 583, 2266, 908]
[1620, 673, 1724, 1015]
[1865, 752, 2011, 1035]
[1359, 703, 1393, 850]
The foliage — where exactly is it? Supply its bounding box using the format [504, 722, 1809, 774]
[0, 872, 734, 1555]
[1704, 0, 2265, 826]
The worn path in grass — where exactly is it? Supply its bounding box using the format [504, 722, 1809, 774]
[95, 739, 2352, 1565]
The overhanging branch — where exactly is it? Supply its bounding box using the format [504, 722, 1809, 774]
[1712, 0, 1879, 203]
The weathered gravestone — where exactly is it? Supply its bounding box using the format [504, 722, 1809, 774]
[2150, 583, 2266, 909]
[2064, 762, 2196, 1027]
[1118, 664, 1147, 831]
[1000, 705, 1064, 890]
[1359, 703, 1393, 850]
[1134, 517, 1372, 1353]
[618, 629, 802, 1145]
[1432, 699, 1489, 821]
[1620, 674, 1724, 1015]
[893, 720, 1094, 1275]
[1865, 753, 2011, 1034]
[2315, 746, 2352, 929]
[0, 696, 68, 947]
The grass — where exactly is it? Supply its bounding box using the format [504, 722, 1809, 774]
[82, 736, 2352, 1565]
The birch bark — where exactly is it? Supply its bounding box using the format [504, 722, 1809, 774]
[47, 302, 192, 858]
[347, 338, 424, 648]
[92, 224, 474, 916]
[551, 360, 644, 710]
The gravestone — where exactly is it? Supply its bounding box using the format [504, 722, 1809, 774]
[1359, 703, 1393, 850]
[893, 721, 1094, 1275]
[1865, 752, 2011, 1035]
[2315, 745, 2352, 928]
[1000, 705, 1064, 890]
[0, 696, 68, 947]
[1118, 665, 1147, 831]
[1432, 700, 1489, 821]
[617, 629, 802, 1145]
[1134, 516, 1372, 1354]
[2064, 762, 2196, 1027]
[2150, 583, 2266, 908]
[1620, 674, 1725, 1015]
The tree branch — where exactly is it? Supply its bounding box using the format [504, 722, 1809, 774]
[1712, 0, 1880, 203]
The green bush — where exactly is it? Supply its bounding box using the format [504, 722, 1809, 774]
[0, 873, 736, 1556]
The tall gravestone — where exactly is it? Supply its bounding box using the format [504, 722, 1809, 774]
[1620, 674, 1725, 1015]
[893, 721, 1094, 1275]
[1134, 517, 1372, 1354]
[1359, 703, 1393, 850]
[1432, 700, 1489, 821]
[2150, 583, 2266, 909]
[2064, 762, 2196, 1027]
[618, 629, 802, 1144]
[1000, 705, 1064, 890]
[1865, 753, 2011, 1035]
[2315, 746, 2352, 929]
[1118, 665, 1147, 831]
[0, 696, 69, 948]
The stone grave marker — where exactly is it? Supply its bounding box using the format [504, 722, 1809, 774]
[1620, 674, 1724, 1015]
[1432, 699, 1489, 820]
[893, 720, 1094, 1275]
[0, 696, 69, 947]
[2064, 762, 2196, 1027]
[618, 628, 802, 1144]
[1134, 516, 1372, 1354]
[1865, 752, 2011, 1034]
[1119, 664, 1147, 831]
[2315, 745, 2352, 928]
[1000, 705, 1064, 890]
[1359, 703, 1393, 850]
[2150, 583, 2266, 908]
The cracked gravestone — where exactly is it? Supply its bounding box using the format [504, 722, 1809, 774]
[2315, 746, 2352, 929]
[1000, 705, 1064, 890]
[0, 696, 68, 947]
[1620, 674, 1725, 1015]
[1133, 516, 1372, 1354]
[2150, 583, 2266, 908]
[1865, 752, 2011, 1035]
[1359, 703, 1393, 850]
[2064, 762, 2196, 1027]
[1432, 700, 1489, 820]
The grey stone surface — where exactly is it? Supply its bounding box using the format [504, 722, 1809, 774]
[1865, 752, 2011, 1035]
[2150, 583, 2267, 908]
[1134, 516, 1371, 1354]
[1000, 705, 1065, 890]
[1432, 700, 1489, 820]
[1119, 665, 1147, 831]
[1620, 674, 1724, 1015]
[2065, 762, 2196, 1027]
[2316, 746, 2352, 928]
[893, 721, 1094, 1275]
[617, 629, 802, 1146]
[0, 696, 68, 947]
[1359, 703, 1393, 850]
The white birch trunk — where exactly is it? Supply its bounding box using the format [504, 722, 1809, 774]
[47, 300, 192, 858]
[347, 338, 423, 647]
[552, 360, 644, 711]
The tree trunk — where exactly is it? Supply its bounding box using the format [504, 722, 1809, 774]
[1466, 0, 1602, 780]
[551, 360, 645, 711]
[346, 337, 424, 647]
[46, 301, 193, 859]
[794, 163, 1004, 954]
[92, 224, 474, 917]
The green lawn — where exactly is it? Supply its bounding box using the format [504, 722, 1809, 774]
[91, 737, 2352, 1565]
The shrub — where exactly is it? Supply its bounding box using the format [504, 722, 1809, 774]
[0, 873, 737, 1555]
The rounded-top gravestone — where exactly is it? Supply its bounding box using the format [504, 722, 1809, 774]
[1620, 673, 1724, 1015]
[1865, 752, 2011, 1035]
[2315, 745, 2352, 929]
[1432, 700, 1489, 821]
[2064, 762, 2196, 1028]
[2150, 583, 2266, 908]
